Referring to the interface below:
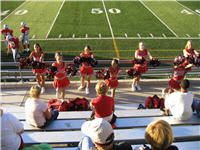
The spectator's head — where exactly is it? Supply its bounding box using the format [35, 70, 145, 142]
[139, 42, 145, 50]
[55, 52, 63, 63]
[30, 85, 41, 99]
[81, 119, 114, 147]
[84, 45, 91, 54]
[145, 120, 174, 150]
[21, 21, 26, 27]
[95, 81, 109, 96]
[180, 79, 190, 90]
[6, 35, 12, 41]
[185, 40, 192, 50]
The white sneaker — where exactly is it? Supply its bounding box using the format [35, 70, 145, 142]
[85, 88, 90, 94]
[56, 92, 60, 99]
[136, 84, 141, 91]
[41, 87, 45, 94]
[60, 99, 65, 103]
[27, 48, 30, 52]
[78, 85, 85, 91]
[132, 84, 136, 91]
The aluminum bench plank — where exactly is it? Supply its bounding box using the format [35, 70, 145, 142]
[53, 141, 200, 150]
[22, 115, 200, 131]
[13, 109, 163, 120]
[22, 125, 200, 144]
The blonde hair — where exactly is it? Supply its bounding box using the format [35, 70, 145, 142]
[30, 85, 41, 98]
[95, 81, 109, 96]
[145, 120, 174, 150]
[185, 40, 192, 50]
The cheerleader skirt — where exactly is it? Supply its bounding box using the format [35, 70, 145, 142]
[105, 78, 118, 88]
[54, 76, 70, 88]
[32, 67, 47, 75]
[133, 64, 148, 74]
[80, 66, 94, 75]
[168, 78, 181, 89]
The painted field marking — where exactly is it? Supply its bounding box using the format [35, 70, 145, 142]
[162, 33, 166, 38]
[0, 1, 27, 23]
[18, 36, 200, 42]
[59, 34, 62, 38]
[32, 35, 35, 39]
[137, 33, 141, 38]
[85, 34, 88, 38]
[139, 0, 178, 37]
[125, 33, 128, 38]
[72, 34, 75, 38]
[175, 0, 200, 16]
[150, 33, 154, 38]
[99, 34, 102, 38]
[186, 34, 191, 37]
[102, 0, 120, 58]
[45, 0, 65, 39]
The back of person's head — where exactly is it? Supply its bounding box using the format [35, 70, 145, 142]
[181, 79, 190, 90]
[96, 81, 109, 96]
[30, 85, 41, 98]
[81, 119, 114, 145]
[145, 120, 174, 150]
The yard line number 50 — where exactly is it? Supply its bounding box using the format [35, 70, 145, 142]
[91, 8, 121, 14]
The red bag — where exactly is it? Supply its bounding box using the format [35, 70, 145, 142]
[145, 95, 165, 109]
[70, 97, 89, 111]
[47, 99, 73, 112]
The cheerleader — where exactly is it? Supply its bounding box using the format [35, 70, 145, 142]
[183, 40, 199, 57]
[78, 45, 94, 94]
[105, 59, 119, 98]
[132, 42, 152, 91]
[29, 43, 47, 93]
[52, 52, 70, 101]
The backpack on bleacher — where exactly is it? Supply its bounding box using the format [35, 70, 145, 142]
[145, 95, 165, 109]
[70, 97, 89, 111]
[48, 97, 89, 111]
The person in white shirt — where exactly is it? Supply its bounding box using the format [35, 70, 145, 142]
[1, 109, 24, 150]
[25, 85, 59, 128]
[164, 79, 193, 120]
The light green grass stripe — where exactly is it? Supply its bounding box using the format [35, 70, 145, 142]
[142, 0, 200, 37]
[1, 1, 63, 39]
[105, 1, 174, 37]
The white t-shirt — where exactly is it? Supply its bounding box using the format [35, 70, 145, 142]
[25, 98, 48, 127]
[1, 113, 24, 150]
[165, 91, 193, 120]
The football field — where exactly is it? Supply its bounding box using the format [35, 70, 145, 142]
[1, 0, 200, 61]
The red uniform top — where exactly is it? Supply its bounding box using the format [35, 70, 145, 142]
[1, 29, 13, 39]
[8, 37, 19, 49]
[185, 48, 195, 55]
[20, 27, 29, 36]
[54, 62, 66, 80]
[81, 52, 93, 67]
[136, 49, 148, 65]
[32, 51, 43, 62]
[172, 66, 186, 82]
[91, 95, 114, 118]
[109, 66, 119, 80]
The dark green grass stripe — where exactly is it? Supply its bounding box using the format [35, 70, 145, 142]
[1, 1, 25, 20]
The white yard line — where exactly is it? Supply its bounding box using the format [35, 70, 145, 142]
[175, 0, 200, 16]
[150, 33, 154, 38]
[137, 33, 141, 38]
[162, 33, 167, 38]
[101, 0, 115, 39]
[99, 34, 102, 38]
[125, 33, 128, 38]
[45, 0, 65, 39]
[0, 1, 27, 23]
[186, 34, 191, 37]
[139, 0, 179, 37]
[8, 36, 197, 42]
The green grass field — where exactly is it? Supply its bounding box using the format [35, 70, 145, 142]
[1, 0, 200, 62]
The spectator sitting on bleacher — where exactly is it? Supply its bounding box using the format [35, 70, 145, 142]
[134, 120, 178, 150]
[163, 79, 193, 120]
[1, 109, 24, 150]
[90, 81, 115, 122]
[25, 85, 59, 128]
[77, 119, 132, 150]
